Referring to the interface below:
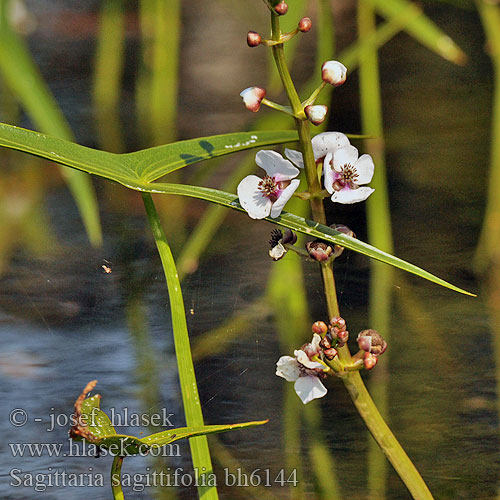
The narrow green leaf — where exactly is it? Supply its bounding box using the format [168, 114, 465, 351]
[143, 421, 269, 447]
[0, 11, 102, 245]
[72, 385, 267, 457]
[366, 0, 467, 64]
[0, 123, 298, 183]
[0, 122, 475, 295]
[141, 183, 476, 297]
[142, 192, 218, 500]
[124, 130, 299, 182]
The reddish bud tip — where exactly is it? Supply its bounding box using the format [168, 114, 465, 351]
[321, 60, 347, 87]
[274, 1, 288, 15]
[363, 352, 378, 370]
[330, 224, 355, 258]
[357, 329, 387, 355]
[323, 348, 337, 361]
[330, 316, 346, 330]
[247, 31, 262, 47]
[312, 321, 328, 335]
[240, 86, 266, 112]
[336, 329, 349, 343]
[305, 104, 328, 126]
[298, 17, 312, 32]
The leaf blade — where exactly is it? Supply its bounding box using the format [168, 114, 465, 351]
[139, 182, 475, 297]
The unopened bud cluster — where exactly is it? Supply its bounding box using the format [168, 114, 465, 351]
[242, 8, 348, 124]
[309, 316, 349, 364]
[356, 329, 387, 370]
[311, 317, 387, 372]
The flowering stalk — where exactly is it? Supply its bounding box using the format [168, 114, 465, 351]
[269, 10, 434, 500]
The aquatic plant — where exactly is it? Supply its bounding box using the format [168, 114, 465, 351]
[0, 1, 475, 499]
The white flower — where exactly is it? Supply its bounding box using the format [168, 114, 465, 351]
[284, 131, 350, 169]
[275, 334, 327, 405]
[237, 150, 300, 219]
[324, 144, 375, 204]
[321, 60, 347, 86]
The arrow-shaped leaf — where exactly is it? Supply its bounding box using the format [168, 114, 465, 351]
[0, 122, 475, 296]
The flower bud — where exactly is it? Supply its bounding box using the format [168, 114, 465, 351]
[240, 86, 266, 112]
[330, 316, 346, 330]
[363, 351, 378, 370]
[319, 336, 331, 349]
[312, 321, 328, 335]
[274, 1, 288, 15]
[298, 17, 312, 32]
[357, 329, 387, 356]
[321, 60, 347, 87]
[323, 348, 337, 360]
[306, 240, 333, 261]
[305, 105, 328, 126]
[330, 224, 355, 258]
[336, 329, 349, 344]
[247, 31, 262, 47]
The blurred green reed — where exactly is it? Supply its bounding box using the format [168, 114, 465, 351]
[475, 0, 500, 272]
[475, 4, 500, 500]
[136, 0, 179, 146]
[0, 0, 102, 246]
[93, 0, 126, 153]
[358, 1, 394, 498]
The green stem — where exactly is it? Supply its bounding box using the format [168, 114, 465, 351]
[111, 456, 125, 500]
[261, 98, 294, 115]
[142, 193, 218, 500]
[271, 10, 434, 500]
[303, 81, 327, 107]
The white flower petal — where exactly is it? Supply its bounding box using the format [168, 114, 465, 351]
[237, 175, 271, 219]
[310, 333, 322, 350]
[294, 349, 324, 370]
[333, 145, 359, 171]
[286, 133, 351, 167]
[284, 148, 304, 169]
[276, 356, 300, 382]
[255, 150, 299, 180]
[330, 186, 375, 204]
[294, 375, 328, 404]
[270, 179, 300, 218]
[354, 154, 375, 184]
[269, 241, 287, 261]
[312, 132, 350, 160]
[323, 152, 334, 194]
